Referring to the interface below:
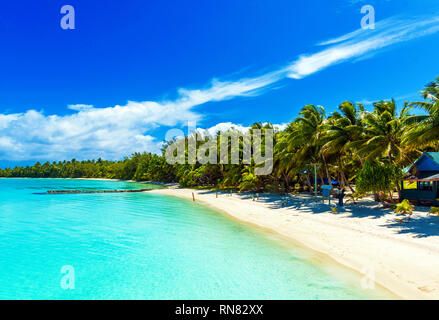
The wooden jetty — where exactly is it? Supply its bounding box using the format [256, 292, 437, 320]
[46, 189, 151, 194]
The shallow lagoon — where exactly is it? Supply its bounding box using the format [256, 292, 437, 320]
[0, 179, 392, 299]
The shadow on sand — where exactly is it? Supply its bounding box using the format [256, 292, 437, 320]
[194, 189, 439, 238]
[384, 215, 439, 238]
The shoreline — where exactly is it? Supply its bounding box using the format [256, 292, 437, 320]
[0, 177, 175, 186]
[149, 187, 439, 300]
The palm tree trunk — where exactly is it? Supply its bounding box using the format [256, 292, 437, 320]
[374, 192, 380, 202]
[338, 159, 355, 193]
[318, 171, 324, 187]
[388, 154, 401, 199]
[282, 172, 290, 192]
[322, 154, 332, 185]
[394, 178, 401, 199]
[305, 174, 313, 194]
[341, 170, 355, 193]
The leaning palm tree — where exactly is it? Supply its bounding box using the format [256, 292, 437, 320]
[286, 105, 327, 192]
[321, 101, 365, 191]
[404, 77, 439, 148]
[273, 123, 297, 191]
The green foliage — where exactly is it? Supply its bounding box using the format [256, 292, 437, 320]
[345, 192, 366, 204]
[405, 76, 439, 148]
[0, 153, 177, 183]
[429, 207, 439, 216]
[356, 160, 401, 195]
[395, 199, 414, 216]
[238, 172, 258, 192]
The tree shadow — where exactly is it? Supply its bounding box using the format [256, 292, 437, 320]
[383, 215, 439, 238]
[197, 190, 335, 214]
[342, 202, 390, 219]
[195, 190, 439, 238]
[259, 194, 439, 237]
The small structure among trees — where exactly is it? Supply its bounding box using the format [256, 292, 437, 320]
[400, 152, 439, 205]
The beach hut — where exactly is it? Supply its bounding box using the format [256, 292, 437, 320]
[400, 152, 439, 205]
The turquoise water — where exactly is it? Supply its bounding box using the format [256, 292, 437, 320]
[0, 179, 392, 299]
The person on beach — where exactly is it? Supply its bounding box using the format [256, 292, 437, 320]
[338, 188, 345, 207]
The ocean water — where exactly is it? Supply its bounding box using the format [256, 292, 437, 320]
[0, 179, 393, 299]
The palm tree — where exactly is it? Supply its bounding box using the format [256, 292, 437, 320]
[404, 77, 439, 148]
[274, 123, 298, 191]
[422, 76, 439, 100]
[321, 101, 365, 191]
[357, 99, 417, 196]
[286, 105, 326, 192]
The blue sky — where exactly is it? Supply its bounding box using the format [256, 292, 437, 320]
[1, 0, 439, 167]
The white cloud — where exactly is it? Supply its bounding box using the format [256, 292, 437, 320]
[287, 15, 439, 79]
[67, 104, 94, 111]
[0, 74, 282, 161]
[0, 14, 438, 161]
[177, 70, 285, 105]
[272, 123, 288, 131]
[196, 122, 251, 137]
[196, 122, 289, 138]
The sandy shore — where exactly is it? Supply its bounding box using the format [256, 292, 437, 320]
[150, 187, 439, 300]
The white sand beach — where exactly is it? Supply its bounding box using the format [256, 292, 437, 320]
[150, 187, 439, 300]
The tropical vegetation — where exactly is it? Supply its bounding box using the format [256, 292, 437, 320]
[394, 199, 415, 220]
[1, 77, 439, 202]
